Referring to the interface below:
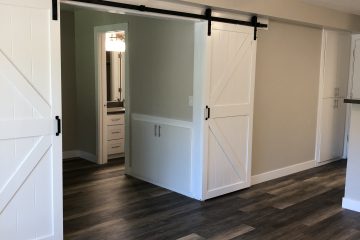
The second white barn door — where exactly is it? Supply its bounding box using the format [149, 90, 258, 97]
[204, 23, 257, 199]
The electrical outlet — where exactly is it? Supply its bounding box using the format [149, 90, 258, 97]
[188, 96, 193, 107]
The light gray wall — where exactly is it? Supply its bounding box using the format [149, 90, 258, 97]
[72, 10, 194, 154]
[60, 10, 78, 151]
[252, 20, 322, 175]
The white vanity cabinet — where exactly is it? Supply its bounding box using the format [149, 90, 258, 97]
[107, 113, 125, 158]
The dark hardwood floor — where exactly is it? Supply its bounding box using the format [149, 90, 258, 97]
[63, 159, 360, 240]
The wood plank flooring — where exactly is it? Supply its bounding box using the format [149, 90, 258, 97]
[63, 159, 360, 240]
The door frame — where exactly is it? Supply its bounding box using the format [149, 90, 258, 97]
[94, 23, 129, 165]
[315, 29, 327, 165]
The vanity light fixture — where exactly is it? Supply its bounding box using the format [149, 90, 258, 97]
[105, 32, 126, 52]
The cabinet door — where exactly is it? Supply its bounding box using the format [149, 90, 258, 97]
[131, 119, 159, 179]
[157, 124, 191, 194]
[336, 99, 347, 157]
[320, 98, 346, 162]
[323, 30, 351, 98]
[130, 119, 192, 195]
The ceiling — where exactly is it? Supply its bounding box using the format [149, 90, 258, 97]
[302, 0, 360, 15]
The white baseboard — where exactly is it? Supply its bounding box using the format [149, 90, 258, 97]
[251, 160, 316, 185]
[63, 150, 97, 163]
[62, 150, 80, 160]
[342, 198, 360, 212]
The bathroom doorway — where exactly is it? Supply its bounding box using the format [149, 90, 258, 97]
[95, 25, 129, 165]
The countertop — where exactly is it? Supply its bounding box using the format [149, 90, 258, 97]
[344, 99, 360, 104]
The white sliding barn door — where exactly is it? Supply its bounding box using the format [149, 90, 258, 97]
[204, 23, 257, 199]
[0, 0, 62, 239]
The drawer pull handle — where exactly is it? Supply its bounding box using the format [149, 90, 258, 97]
[111, 146, 121, 149]
[111, 131, 121, 134]
[111, 119, 121, 121]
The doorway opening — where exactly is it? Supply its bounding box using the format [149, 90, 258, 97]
[95, 25, 128, 165]
[60, 2, 199, 237]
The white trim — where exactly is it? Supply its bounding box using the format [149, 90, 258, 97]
[51, 4, 63, 238]
[315, 29, 327, 164]
[62, 150, 97, 163]
[0, 137, 51, 213]
[132, 113, 193, 129]
[0, 50, 51, 117]
[0, 119, 53, 139]
[342, 198, 360, 213]
[192, 22, 207, 200]
[62, 150, 80, 160]
[251, 160, 316, 185]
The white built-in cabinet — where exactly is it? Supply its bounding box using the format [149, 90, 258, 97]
[107, 113, 125, 158]
[317, 29, 351, 163]
[130, 114, 192, 196]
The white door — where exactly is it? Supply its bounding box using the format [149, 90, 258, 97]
[204, 23, 257, 199]
[323, 30, 351, 98]
[0, 0, 62, 239]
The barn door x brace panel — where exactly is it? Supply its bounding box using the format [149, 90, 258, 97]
[64, 0, 267, 40]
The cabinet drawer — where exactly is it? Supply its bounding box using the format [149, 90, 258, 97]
[107, 125, 125, 140]
[107, 114, 125, 126]
[108, 139, 124, 155]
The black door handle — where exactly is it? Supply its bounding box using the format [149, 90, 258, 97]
[205, 106, 211, 120]
[55, 116, 61, 136]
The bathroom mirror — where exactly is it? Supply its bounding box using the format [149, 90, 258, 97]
[105, 31, 126, 104]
